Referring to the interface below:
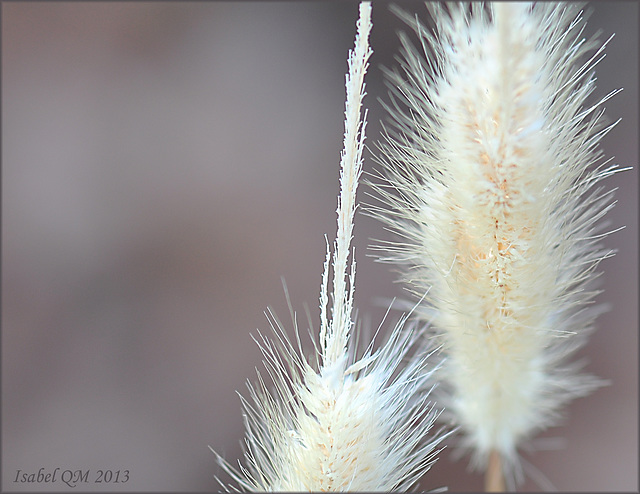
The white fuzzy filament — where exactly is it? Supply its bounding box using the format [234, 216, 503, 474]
[374, 1, 624, 481]
[214, 3, 446, 491]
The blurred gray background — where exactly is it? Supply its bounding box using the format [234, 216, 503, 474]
[2, 2, 637, 491]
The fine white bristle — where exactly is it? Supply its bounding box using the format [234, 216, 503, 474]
[372, 1, 625, 484]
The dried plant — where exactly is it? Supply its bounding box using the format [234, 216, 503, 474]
[371, 1, 627, 489]
[212, 3, 447, 491]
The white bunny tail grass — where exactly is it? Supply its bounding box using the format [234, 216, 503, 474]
[212, 3, 447, 491]
[371, 1, 627, 487]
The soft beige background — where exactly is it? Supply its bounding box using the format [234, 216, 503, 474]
[2, 2, 637, 492]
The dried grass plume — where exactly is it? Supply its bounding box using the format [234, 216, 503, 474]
[372, 1, 627, 486]
[212, 3, 447, 490]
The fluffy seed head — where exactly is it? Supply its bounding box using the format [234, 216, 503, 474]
[213, 3, 447, 490]
[372, 1, 625, 480]
[213, 311, 445, 491]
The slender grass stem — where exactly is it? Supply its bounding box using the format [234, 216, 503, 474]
[485, 450, 505, 492]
